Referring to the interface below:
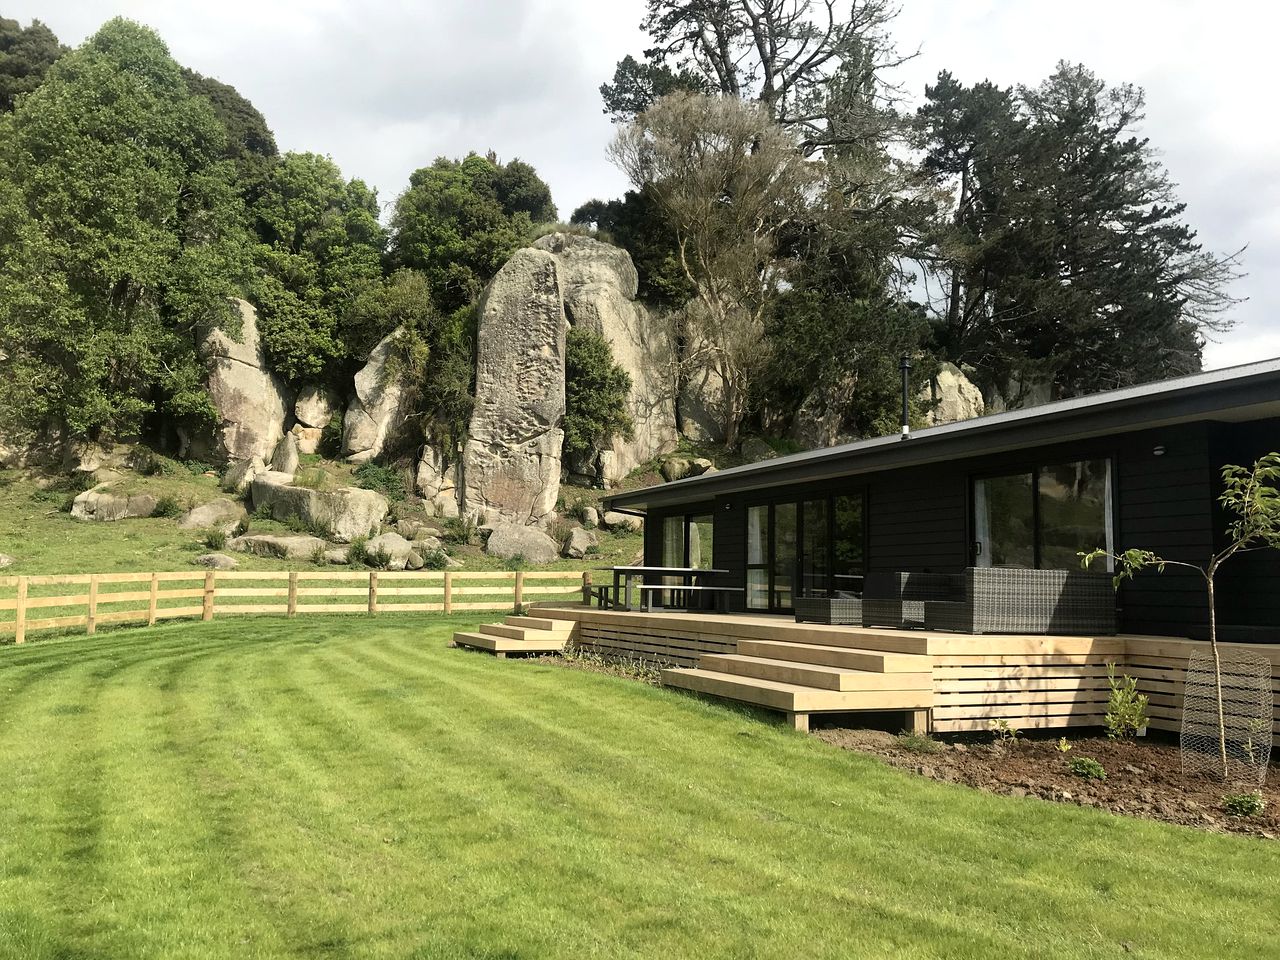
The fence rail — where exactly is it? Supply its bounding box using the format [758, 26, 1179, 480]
[0, 569, 592, 644]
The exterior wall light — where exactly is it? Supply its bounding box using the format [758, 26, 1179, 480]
[1153, 445, 1166, 456]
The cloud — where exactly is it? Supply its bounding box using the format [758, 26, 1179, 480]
[15, 1, 1277, 364]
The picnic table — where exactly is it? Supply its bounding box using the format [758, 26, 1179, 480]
[592, 566, 736, 613]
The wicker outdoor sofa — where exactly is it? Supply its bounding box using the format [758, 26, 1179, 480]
[860, 572, 963, 629]
[792, 595, 863, 625]
[922, 567, 1117, 635]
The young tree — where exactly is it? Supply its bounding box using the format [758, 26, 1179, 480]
[610, 92, 813, 447]
[1083, 453, 1280, 781]
[0, 17, 66, 112]
[563, 328, 634, 462]
[0, 18, 251, 442]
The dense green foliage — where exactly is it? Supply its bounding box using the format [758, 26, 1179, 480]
[563, 328, 634, 460]
[570, 188, 693, 307]
[0, 18, 251, 441]
[389, 153, 556, 313]
[182, 67, 278, 206]
[250, 151, 386, 382]
[0, 16, 65, 112]
[0, 617, 1277, 958]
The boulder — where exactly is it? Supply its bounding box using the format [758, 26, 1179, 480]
[342, 327, 411, 464]
[295, 384, 339, 429]
[270, 433, 300, 475]
[739, 438, 777, 463]
[221, 456, 265, 495]
[193, 552, 238, 570]
[924, 362, 985, 425]
[250, 471, 388, 543]
[70, 483, 158, 522]
[289, 425, 325, 456]
[177, 498, 247, 534]
[562, 527, 598, 560]
[661, 457, 691, 482]
[415, 443, 461, 518]
[0, 554, 13, 569]
[324, 547, 350, 565]
[364, 532, 415, 571]
[582, 506, 600, 528]
[688, 457, 714, 476]
[601, 510, 642, 533]
[200, 299, 290, 463]
[463, 248, 566, 524]
[484, 521, 560, 565]
[411, 536, 444, 555]
[228, 533, 326, 559]
[534, 233, 679, 486]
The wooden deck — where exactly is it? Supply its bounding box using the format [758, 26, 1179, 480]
[516, 605, 1280, 739]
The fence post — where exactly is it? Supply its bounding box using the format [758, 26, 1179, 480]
[14, 576, 27, 645]
[581, 570, 592, 606]
[368, 570, 378, 615]
[443, 571, 453, 615]
[514, 570, 524, 611]
[86, 574, 99, 636]
[147, 572, 158, 627]
[202, 571, 215, 621]
[287, 571, 298, 618]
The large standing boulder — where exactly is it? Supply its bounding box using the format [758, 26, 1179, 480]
[178, 498, 247, 534]
[249, 471, 388, 543]
[221, 455, 265, 495]
[70, 483, 158, 522]
[415, 443, 461, 518]
[533, 233, 679, 487]
[200, 299, 290, 463]
[484, 521, 560, 565]
[342, 328, 411, 464]
[463, 248, 566, 524]
[290, 384, 339, 454]
[270, 433, 300, 475]
[923, 363, 985, 426]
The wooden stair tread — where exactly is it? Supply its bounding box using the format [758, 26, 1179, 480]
[504, 615, 570, 631]
[662, 667, 932, 712]
[452, 631, 567, 653]
[700, 654, 932, 692]
[738, 638, 927, 673]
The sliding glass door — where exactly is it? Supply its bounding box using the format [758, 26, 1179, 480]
[746, 492, 866, 613]
[973, 459, 1113, 569]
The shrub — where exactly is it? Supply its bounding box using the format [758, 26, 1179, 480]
[367, 547, 393, 569]
[152, 494, 184, 518]
[203, 529, 227, 550]
[347, 537, 370, 567]
[354, 462, 407, 501]
[1222, 791, 1266, 818]
[419, 548, 450, 570]
[1067, 756, 1107, 781]
[504, 553, 528, 571]
[1105, 662, 1149, 741]
[232, 517, 250, 538]
[1055, 737, 1073, 753]
[895, 731, 944, 755]
[547, 517, 573, 547]
[309, 545, 328, 566]
[563, 328, 634, 461]
[988, 718, 1021, 746]
[442, 514, 479, 546]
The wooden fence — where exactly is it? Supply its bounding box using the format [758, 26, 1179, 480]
[0, 569, 590, 644]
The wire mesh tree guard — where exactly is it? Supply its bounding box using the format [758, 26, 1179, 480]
[1180, 647, 1273, 787]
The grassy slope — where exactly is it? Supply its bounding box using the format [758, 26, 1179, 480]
[0, 617, 1275, 960]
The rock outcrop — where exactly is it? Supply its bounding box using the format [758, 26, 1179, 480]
[415, 443, 461, 518]
[924, 363, 985, 426]
[562, 527, 598, 560]
[200, 299, 290, 463]
[177, 498, 246, 534]
[364, 532, 418, 571]
[342, 328, 411, 464]
[228, 533, 326, 560]
[534, 233, 679, 487]
[601, 510, 642, 533]
[270, 433, 300, 475]
[221, 456, 265, 496]
[194, 552, 238, 570]
[484, 521, 560, 565]
[463, 248, 566, 524]
[290, 385, 338, 455]
[249, 471, 388, 543]
[70, 483, 158, 522]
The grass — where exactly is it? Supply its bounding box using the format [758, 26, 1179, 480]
[0, 617, 1277, 959]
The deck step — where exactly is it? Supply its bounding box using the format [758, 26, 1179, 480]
[737, 639, 926, 673]
[755, 625, 931, 655]
[699, 654, 932, 692]
[479, 622, 571, 642]
[504, 615, 573, 632]
[662, 668, 932, 712]
[452, 631, 567, 655]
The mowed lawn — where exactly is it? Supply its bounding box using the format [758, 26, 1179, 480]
[0, 619, 1276, 960]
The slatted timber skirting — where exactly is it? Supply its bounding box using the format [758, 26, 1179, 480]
[539, 606, 1279, 740]
[0, 570, 589, 644]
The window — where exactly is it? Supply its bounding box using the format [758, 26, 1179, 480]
[745, 492, 866, 612]
[974, 459, 1113, 570]
[661, 512, 715, 569]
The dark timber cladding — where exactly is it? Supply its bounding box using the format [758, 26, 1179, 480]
[608, 360, 1280, 640]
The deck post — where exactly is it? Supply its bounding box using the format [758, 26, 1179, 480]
[514, 570, 524, 611]
[786, 711, 810, 733]
[905, 709, 930, 736]
[581, 570, 592, 605]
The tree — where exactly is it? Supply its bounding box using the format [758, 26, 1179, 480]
[0, 18, 251, 443]
[608, 0, 908, 153]
[0, 17, 66, 112]
[610, 92, 813, 447]
[183, 68, 278, 207]
[1083, 453, 1280, 781]
[250, 152, 386, 383]
[388, 153, 557, 313]
[916, 65, 1243, 402]
[563, 328, 634, 462]
[571, 188, 694, 307]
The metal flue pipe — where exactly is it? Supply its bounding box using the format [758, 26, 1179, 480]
[900, 355, 912, 440]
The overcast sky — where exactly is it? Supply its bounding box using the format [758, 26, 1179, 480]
[14, 1, 1278, 369]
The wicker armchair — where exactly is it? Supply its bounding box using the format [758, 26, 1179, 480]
[923, 567, 1116, 635]
[861, 572, 964, 629]
[793, 595, 863, 625]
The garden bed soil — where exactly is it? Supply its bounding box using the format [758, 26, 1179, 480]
[817, 728, 1279, 840]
